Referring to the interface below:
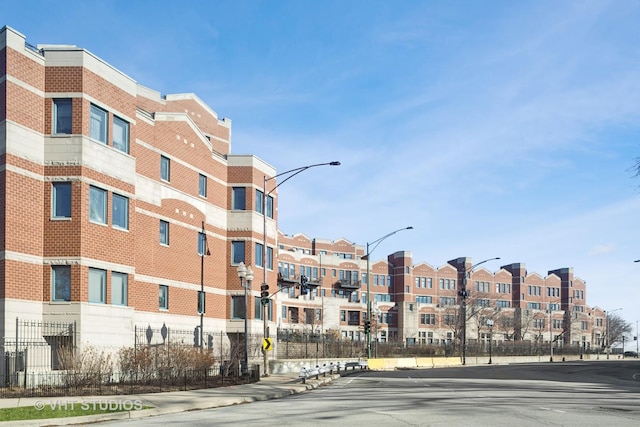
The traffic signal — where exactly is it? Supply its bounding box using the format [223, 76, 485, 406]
[261, 282, 270, 306]
[364, 320, 371, 334]
[193, 326, 201, 347]
[260, 283, 269, 299]
[300, 275, 309, 295]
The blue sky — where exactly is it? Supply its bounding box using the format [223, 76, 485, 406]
[4, 1, 640, 333]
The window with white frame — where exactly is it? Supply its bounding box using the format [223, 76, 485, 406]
[159, 285, 169, 309]
[199, 174, 207, 197]
[90, 104, 108, 143]
[256, 189, 264, 214]
[112, 115, 129, 153]
[255, 243, 264, 268]
[112, 272, 127, 306]
[52, 265, 71, 302]
[89, 186, 107, 224]
[231, 241, 245, 264]
[232, 187, 246, 210]
[53, 99, 72, 134]
[52, 182, 71, 218]
[160, 155, 170, 182]
[88, 268, 106, 304]
[267, 246, 273, 270]
[232, 295, 246, 319]
[266, 194, 274, 218]
[112, 193, 128, 230]
[159, 220, 169, 245]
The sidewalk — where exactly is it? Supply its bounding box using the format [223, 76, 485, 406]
[1, 373, 341, 426]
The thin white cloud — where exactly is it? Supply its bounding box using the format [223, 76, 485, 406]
[587, 244, 616, 257]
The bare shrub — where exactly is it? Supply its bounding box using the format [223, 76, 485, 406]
[118, 344, 216, 381]
[61, 346, 114, 387]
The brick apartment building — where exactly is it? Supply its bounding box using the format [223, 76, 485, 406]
[1, 26, 606, 371]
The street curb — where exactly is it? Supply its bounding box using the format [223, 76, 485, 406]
[4, 375, 339, 427]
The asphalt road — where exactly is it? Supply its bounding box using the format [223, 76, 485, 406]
[101, 361, 640, 427]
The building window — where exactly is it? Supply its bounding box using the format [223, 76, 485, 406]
[52, 182, 71, 218]
[112, 116, 129, 153]
[159, 285, 169, 309]
[267, 246, 274, 270]
[266, 195, 274, 218]
[160, 155, 170, 182]
[340, 310, 346, 322]
[89, 186, 107, 224]
[90, 104, 108, 143]
[197, 173, 207, 197]
[496, 300, 511, 308]
[159, 220, 169, 245]
[52, 265, 71, 302]
[254, 298, 273, 320]
[255, 243, 264, 268]
[112, 193, 128, 230]
[88, 268, 106, 304]
[232, 187, 246, 210]
[112, 272, 127, 306]
[444, 314, 457, 326]
[53, 99, 72, 134]
[256, 189, 264, 214]
[232, 241, 245, 264]
[232, 296, 246, 319]
[198, 174, 207, 197]
[420, 313, 435, 325]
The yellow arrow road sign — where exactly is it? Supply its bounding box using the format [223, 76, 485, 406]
[263, 338, 273, 351]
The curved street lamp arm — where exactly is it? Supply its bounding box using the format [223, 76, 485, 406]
[366, 226, 414, 256]
[466, 257, 501, 276]
[265, 161, 340, 196]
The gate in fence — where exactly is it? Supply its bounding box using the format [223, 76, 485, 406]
[1, 318, 76, 387]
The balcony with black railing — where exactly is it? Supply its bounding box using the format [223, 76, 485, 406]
[335, 279, 361, 290]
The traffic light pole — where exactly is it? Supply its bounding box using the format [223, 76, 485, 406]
[365, 227, 413, 359]
[260, 162, 340, 377]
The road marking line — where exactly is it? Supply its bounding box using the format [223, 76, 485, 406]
[540, 407, 565, 413]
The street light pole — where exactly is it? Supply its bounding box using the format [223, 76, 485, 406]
[261, 161, 340, 376]
[459, 257, 500, 365]
[549, 305, 554, 362]
[365, 226, 414, 359]
[199, 221, 210, 352]
[486, 319, 493, 364]
[237, 262, 247, 375]
[237, 263, 253, 376]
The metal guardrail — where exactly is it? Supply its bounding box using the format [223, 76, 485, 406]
[298, 360, 368, 383]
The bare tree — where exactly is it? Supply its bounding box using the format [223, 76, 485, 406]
[607, 314, 633, 347]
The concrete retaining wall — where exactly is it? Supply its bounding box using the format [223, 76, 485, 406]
[272, 354, 595, 373]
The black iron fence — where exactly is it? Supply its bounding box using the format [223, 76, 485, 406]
[275, 328, 593, 360]
[1, 320, 263, 398]
[0, 365, 261, 398]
